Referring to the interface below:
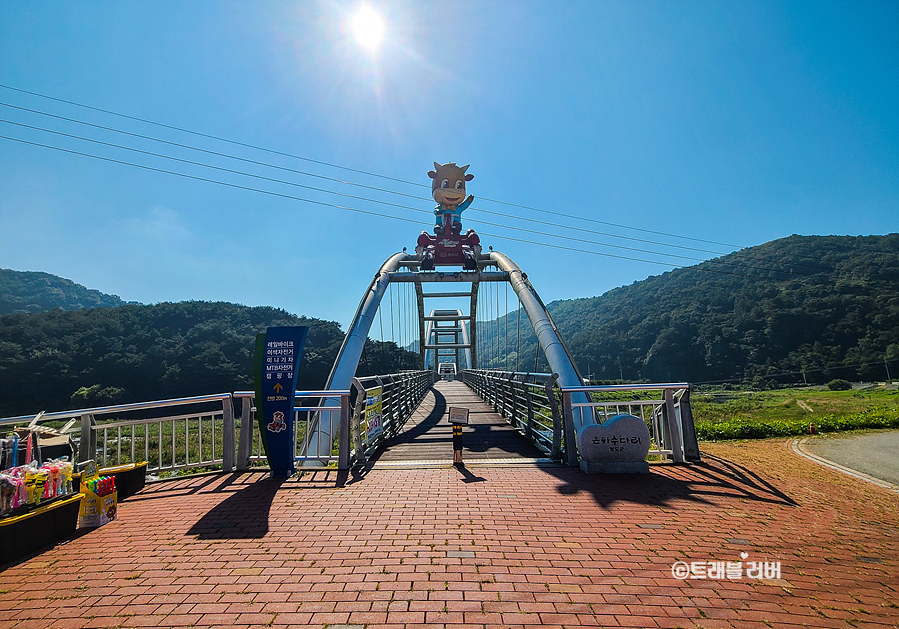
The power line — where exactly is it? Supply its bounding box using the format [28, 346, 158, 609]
[0, 131, 838, 280]
[0, 84, 423, 189]
[0, 83, 752, 250]
[2, 101, 743, 259]
[0, 134, 430, 227]
[0, 89, 842, 271]
[0, 119, 829, 277]
[0, 133, 773, 278]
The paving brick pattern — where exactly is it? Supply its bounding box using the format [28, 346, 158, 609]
[2, 431, 898, 627]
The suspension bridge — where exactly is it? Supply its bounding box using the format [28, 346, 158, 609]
[0, 224, 700, 475]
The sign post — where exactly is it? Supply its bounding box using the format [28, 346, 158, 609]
[253, 326, 308, 478]
[448, 406, 469, 466]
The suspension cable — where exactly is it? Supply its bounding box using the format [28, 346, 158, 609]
[505, 282, 509, 371]
[516, 296, 521, 373]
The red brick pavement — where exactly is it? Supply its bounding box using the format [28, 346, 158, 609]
[1, 439, 897, 629]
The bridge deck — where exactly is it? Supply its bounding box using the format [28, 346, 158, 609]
[369, 380, 549, 465]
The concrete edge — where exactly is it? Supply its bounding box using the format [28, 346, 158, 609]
[791, 437, 899, 495]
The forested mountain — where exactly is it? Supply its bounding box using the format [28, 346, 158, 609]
[2, 233, 897, 416]
[0, 269, 130, 314]
[485, 234, 899, 386]
[0, 301, 415, 417]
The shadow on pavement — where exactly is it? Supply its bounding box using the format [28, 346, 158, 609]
[454, 463, 487, 483]
[364, 389, 447, 463]
[186, 476, 284, 539]
[542, 453, 798, 510]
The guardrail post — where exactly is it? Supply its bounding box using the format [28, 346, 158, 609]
[222, 396, 235, 472]
[524, 382, 534, 440]
[78, 414, 95, 463]
[503, 372, 514, 420]
[561, 390, 579, 467]
[338, 393, 351, 470]
[544, 375, 563, 461]
[663, 388, 684, 463]
[237, 397, 253, 471]
[678, 388, 701, 461]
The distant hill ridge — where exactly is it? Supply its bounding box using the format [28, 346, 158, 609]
[2, 233, 897, 417]
[0, 269, 132, 314]
[535, 233, 899, 385]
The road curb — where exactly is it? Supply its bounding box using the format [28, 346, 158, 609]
[791, 437, 899, 494]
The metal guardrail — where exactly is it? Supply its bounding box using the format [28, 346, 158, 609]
[462, 370, 564, 459]
[0, 394, 235, 475]
[0, 369, 437, 476]
[348, 370, 435, 466]
[232, 390, 350, 469]
[560, 384, 700, 465]
[461, 370, 700, 466]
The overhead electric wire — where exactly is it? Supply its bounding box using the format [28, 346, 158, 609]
[0, 84, 421, 189]
[1, 101, 744, 259]
[0, 131, 832, 280]
[0, 83, 749, 249]
[0, 119, 830, 277]
[0, 134, 431, 227]
[0, 92, 840, 271]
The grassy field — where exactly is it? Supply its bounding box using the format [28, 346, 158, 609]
[692, 386, 899, 440]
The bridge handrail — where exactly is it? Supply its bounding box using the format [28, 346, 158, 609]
[560, 383, 700, 464]
[347, 370, 436, 466]
[0, 393, 235, 475]
[232, 390, 351, 469]
[1, 369, 437, 476]
[462, 369, 565, 460]
[462, 370, 700, 465]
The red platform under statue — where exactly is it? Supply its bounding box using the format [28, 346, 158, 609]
[416, 220, 481, 271]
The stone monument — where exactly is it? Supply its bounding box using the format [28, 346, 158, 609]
[577, 414, 651, 474]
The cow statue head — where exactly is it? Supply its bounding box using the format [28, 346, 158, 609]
[428, 162, 474, 207]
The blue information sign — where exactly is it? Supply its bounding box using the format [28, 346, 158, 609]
[254, 326, 308, 477]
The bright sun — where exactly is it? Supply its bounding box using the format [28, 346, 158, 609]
[351, 4, 385, 51]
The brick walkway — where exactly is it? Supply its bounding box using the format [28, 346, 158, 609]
[2, 441, 898, 627]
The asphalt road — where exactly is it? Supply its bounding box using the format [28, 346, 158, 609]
[803, 430, 899, 487]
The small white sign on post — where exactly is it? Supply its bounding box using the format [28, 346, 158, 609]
[448, 407, 469, 425]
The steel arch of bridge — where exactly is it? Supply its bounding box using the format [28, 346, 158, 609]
[305, 250, 590, 457]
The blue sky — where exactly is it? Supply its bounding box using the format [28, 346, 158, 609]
[1, 1, 896, 330]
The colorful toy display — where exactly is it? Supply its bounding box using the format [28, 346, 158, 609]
[77, 460, 117, 527]
[0, 457, 75, 516]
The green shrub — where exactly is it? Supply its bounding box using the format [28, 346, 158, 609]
[695, 407, 899, 440]
[827, 379, 852, 391]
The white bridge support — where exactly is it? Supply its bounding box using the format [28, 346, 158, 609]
[305, 252, 414, 459]
[307, 249, 591, 464]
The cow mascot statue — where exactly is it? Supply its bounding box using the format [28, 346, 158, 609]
[429, 162, 474, 234]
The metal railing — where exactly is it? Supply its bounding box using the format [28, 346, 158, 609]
[560, 384, 700, 466]
[348, 370, 435, 466]
[462, 370, 564, 459]
[0, 394, 235, 475]
[461, 370, 700, 466]
[0, 370, 433, 474]
[233, 390, 350, 470]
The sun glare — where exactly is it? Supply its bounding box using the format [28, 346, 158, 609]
[351, 4, 385, 51]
